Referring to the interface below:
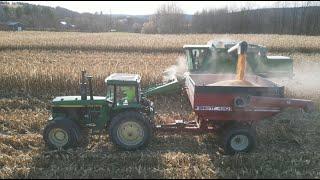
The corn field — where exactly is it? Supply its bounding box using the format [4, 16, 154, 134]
[1, 32, 320, 53]
[0, 50, 180, 97]
[1, 31, 320, 179]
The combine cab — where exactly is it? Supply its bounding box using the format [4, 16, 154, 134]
[183, 40, 293, 78]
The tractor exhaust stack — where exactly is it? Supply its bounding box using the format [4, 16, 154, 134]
[87, 75, 94, 101]
[80, 70, 87, 100]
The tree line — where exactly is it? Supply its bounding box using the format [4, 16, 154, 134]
[1, 1, 320, 35]
[191, 5, 320, 35]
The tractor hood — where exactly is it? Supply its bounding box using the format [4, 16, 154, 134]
[52, 96, 107, 107]
[53, 96, 106, 102]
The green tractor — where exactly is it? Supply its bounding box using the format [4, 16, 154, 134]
[43, 71, 155, 150]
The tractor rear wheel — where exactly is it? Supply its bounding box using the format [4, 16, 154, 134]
[109, 111, 152, 151]
[223, 124, 256, 155]
[43, 118, 80, 150]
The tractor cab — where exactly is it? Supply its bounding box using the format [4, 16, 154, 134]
[105, 73, 141, 107]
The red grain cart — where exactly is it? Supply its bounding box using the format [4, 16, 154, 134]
[156, 73, 314, 154]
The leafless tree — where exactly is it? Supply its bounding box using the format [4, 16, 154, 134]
[141, 2, 186, 34]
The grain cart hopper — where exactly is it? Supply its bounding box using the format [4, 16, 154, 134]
[154, 72, 314, 154]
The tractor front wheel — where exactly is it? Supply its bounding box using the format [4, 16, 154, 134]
[43, 118, 80, 150]
[109, 111, 152, 150]
[223, 124, 256, 155]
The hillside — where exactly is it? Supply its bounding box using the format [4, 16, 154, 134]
[1, 1, 320, 35]
[0, 2, 149, 32]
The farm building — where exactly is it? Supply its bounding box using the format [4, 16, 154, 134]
[59, 21, 76, 31]
[0, 22, 24, 31]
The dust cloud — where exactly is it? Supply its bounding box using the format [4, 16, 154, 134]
[270, 59, 320, 101]
[162, 56, 187, 82]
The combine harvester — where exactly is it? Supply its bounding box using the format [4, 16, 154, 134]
[184, 40, 293, 78]
[43, 41, 314, 155]
[146, 40, 294, 96]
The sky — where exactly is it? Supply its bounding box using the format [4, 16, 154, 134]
[13, 1, 279, 15]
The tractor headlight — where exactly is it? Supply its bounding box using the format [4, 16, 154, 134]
[48, 115, 53, 121]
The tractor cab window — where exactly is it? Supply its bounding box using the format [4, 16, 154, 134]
[115, 85, 137, 106]
[106, 85, 115, 102]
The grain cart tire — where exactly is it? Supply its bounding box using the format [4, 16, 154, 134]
[43, 118, 80, 150]
[109, 111, 152, 151]
[223, 124, 256, 155]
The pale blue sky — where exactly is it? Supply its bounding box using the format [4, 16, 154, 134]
[12, 1, 280, 15]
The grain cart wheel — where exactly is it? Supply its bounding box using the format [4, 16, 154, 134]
[43, 118, 80, 150]
[109, 111, 152, 151]
[223, 124, 256, 155]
